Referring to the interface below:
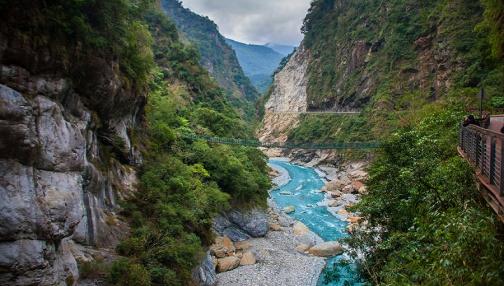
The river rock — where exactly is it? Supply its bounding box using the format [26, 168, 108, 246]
[349, 170, 368, 180]
[270, 223, 281, 231]
[341, 194, 358, 204]
[192, 251, 217, 286]
[352, 180, 364, 192]
[293, 221, 310, 235]
[324, 180, 346, 192]
[240, 251, 256, 266]
[295, 244, 311, 253]
[227, 209, 269, 238]
[210, 236, 235, 258]
[278, 215, 294, 227]
[216, 256, 241, 273]
[330, 190, 342, 198]
[342, 185, 354, 194]
[295, 233, 322, 248]
[283, 206, 295, 214]
[234, 241, 252, 251]
[308, 241, 343, 257]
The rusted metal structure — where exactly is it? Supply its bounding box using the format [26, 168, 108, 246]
[459, 115, 504, 222]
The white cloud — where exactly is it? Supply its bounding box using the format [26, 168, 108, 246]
[180, 0, 312, 45]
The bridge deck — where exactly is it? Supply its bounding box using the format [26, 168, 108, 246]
[269, 111, 361, 115]
[459, 116, 504, 222]
[181, 133, 380, 150]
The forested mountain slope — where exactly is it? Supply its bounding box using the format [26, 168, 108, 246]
[287, 0, 504, 145]
[260, 0, 504, 285]
[0, 1, 270, 285]
[160, 0, 259, 118]
[225, 38, 284, 93]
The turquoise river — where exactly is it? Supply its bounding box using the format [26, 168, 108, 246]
[268, 159, 364, 286]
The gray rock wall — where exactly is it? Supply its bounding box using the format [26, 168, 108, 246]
[0, 61, 142, 285]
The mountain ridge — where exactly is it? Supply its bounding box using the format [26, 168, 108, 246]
[225, 38, 285, 93]
[160, 0, 259, 117]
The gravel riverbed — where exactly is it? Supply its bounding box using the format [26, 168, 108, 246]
[216, 217, 325, 286]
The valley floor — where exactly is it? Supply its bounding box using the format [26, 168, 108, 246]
[216, 202, 325, 286]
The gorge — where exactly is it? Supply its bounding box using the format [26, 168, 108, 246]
[1, 0, 504, 286]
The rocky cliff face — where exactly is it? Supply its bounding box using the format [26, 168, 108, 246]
[257, 45, 310, 145]
[0, 33, 143, 285]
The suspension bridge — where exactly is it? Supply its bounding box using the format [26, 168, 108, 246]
[269, 111, 361, 115]
[181, 133, 380, 150]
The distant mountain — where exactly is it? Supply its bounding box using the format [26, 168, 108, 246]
[225, 39, 284, 93]
[160, 0, 259, 117]
[266, 43, 296, 56]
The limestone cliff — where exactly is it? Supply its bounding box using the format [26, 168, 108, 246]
[0, 26, 143, 286]
[257, 45, 310, 145]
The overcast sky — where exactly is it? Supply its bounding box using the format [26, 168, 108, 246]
[180, 0, 312, 46]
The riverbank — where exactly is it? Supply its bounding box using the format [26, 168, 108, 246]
[216, 201, 325, 286]
[215, 156, 368, 286]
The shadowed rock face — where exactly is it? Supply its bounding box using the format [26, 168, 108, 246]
[213, 209, 269, 241]
[0, 31, 143, 285]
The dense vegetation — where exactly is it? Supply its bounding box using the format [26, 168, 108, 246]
[349, 102, 504, 285]
[225, 38, 284, 93]
[0, 0, 154, 90]
[160, 0, 259, 119]
[481, 0, 504, 59]
[2, 1, 271, 285]
[290, 0, 504, 145]
[296, 0, 504, 284]
[106, 7, 270, 286]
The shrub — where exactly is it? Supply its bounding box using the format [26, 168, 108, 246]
[109, 259, 151, 286]
[347, 106, 504, 285]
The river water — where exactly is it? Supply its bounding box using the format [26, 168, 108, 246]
[268, 159, 364, 286]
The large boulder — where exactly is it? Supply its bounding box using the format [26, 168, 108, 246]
[227, 209, 268, 238]
[210, 236, 235, 258]
[308, 242, 343, 257]
[295, 233, 322, 248]
[293, 221, 310, 236]
[212, 215, 233, 234]
[240, 251, 256, 266]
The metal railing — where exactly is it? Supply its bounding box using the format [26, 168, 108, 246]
[459, 124, 504, 197]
